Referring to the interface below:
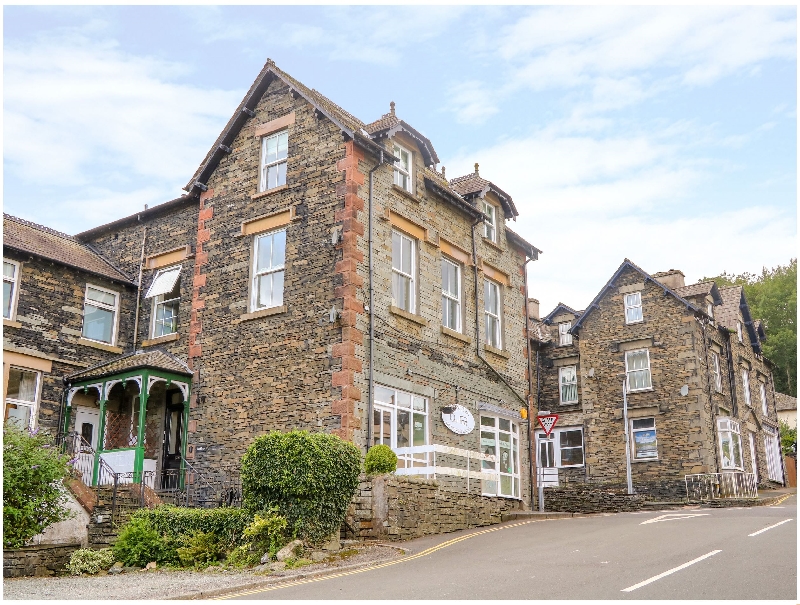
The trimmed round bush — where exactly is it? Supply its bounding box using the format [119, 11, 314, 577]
[66, 548, 115, 576]
[112, 517, 177, 567]
[364, 444, 397, 475]
[241, 430, 361, 544]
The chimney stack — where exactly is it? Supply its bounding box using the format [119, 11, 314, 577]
[527, 298, 540, 321]
[652, 269, 685, 290]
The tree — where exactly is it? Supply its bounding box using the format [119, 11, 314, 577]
[3, 425, 73, 548]
[705, 259, 797, 396]
[779, 421, 796, 458]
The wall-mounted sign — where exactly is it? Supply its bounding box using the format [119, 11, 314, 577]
[442, 404, 475, 435]
[537, 414, 559, 436]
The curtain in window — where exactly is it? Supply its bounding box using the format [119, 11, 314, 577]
[626, 350, 651, 390]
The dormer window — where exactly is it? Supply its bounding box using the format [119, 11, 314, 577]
[259, 130, 288, 192]
[482, 200, 497, 243]
[707, 303, 714, 319]
[558, 322, 572, 346]
[393, 143, 412, 192]
[737, 320, 743, 343]
[624, 292, 643, 324]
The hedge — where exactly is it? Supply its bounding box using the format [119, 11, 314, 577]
[129, 505, 251, 550]
[241, 430, 361, 544]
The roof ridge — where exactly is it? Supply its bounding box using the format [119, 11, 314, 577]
[4, 213, 77, 242]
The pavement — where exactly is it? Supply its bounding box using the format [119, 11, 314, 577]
[217, 491, 797, 600]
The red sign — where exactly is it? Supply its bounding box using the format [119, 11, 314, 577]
[538, 414, 559, 436]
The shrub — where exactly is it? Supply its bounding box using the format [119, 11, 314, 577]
[176, 532, 222, 567]
[364, 444, 397, 475]
[3, 426, 72, 548]
[112, 517, 177, 567]
[225, 545, 261, 568]
[241, 430, 361, 544]
[242, 509, 289, 558]
[65, 548, 115, 575]
[131, 505, 251, 551]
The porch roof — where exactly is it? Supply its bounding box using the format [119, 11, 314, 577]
[66, 349, 192, 384]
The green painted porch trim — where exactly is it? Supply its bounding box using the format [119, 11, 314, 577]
[180, 383, 191, 490]
[132, 370, 149, 483]
[92, 396, 107, 487]
[70, 367, 190, 389]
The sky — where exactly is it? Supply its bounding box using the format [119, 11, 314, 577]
[4, 6, 797, 314]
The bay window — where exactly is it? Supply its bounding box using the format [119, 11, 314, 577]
[559, 366, 578, 404]
[480, 415, 521, 498]
[718, 418, 743, 469]
[372, 385, 428, 468]
[82, 284, 119, 344]
[392, 230, 416, 313]
[625, 349, 652, 391]
[251, 229, 286, 311]
[764, 427, 782, 482]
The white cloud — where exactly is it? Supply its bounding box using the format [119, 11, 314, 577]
[446, 80, 500, 124]
[4, 32, 241, 232]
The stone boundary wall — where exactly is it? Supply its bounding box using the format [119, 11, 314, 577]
[3, 543, 81, 578]
[543, 484, 646, 513]
[347, 474, 523, 541]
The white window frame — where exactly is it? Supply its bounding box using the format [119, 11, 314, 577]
[482, 200, 497, 243]
[737, 321, 743, 343]
[759, 381, 768, 416]
[149, 267, 181, 339]
[259, 130, 288, 192]
[372, 385, 428, 469]
[625, 348, 653, 392]
[82, 284, 119, 345]
[559, 366, 578, 404]
[624, 291, 643, 324]
[484, 278, 502, 349]
[250, 228, 286, 312]
[3, 259, 20, 320]
[393, 142, 413, 193]
[707, 302, 714, 319]
[536, 426, 585, 468]
[391, 230, 417, 314]
[764, 427, 782, 482]
[712, 352, 722, 393]
[718, 418, 743, 470]
[558, 322, 572, 346]
[441, 258, 461, 332]
[630, 417, 659, 460]
[741, 369, 752, 407]
[4, 366, 41, 430]
[748, 432, 759, 479]
[480, 414, 521, 498]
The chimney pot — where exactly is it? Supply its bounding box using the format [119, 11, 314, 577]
[474, 162, 479, 175]
[390, 101, 396, 116]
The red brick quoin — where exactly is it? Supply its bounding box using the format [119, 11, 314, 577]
[331, 141, 366, 442]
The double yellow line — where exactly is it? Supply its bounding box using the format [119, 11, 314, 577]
[214, 519, 540, 599]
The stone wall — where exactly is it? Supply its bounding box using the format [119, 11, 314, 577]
[3, 543, 81, 578]
[347, 474, 523, 541]
[542, 484, 646, 514]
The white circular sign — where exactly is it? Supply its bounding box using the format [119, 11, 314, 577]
[442, 404, 475, 435]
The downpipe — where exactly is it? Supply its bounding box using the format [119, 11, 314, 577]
[366, 150, 385, 450]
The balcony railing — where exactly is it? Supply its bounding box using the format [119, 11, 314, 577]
[685, 472, 758, 500]
[393, 444, 499, 491]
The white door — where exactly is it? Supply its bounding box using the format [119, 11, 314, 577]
[73, 407, 100, 484]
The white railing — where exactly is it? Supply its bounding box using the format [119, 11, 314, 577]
[393, 444, 499, 492]
[685, 472, 758, 500]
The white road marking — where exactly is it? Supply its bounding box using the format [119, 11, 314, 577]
[748, 519, 793, 537]
[621, 550, 722, 593]
[640, 513, 710, 525]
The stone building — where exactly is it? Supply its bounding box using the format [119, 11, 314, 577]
[529, 260, 785, 500]
[4, 60, 540, 507]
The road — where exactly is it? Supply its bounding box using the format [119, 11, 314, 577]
[221, 494, 796, 600]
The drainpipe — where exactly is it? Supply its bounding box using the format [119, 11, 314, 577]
[132, 226, 147, 351]
[470, 219, 527, 407]
[523, 259, 535, 510]
[366, 150, 385, 450]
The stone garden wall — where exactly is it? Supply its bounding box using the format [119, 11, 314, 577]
[542, 484, 646, 514]
[3, 543, 81, 578]
[347, 474, 523, 541]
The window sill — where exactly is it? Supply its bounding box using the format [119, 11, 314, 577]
[631, 457, 659, 463]
[559, 401, 580, 406]
[251, 184, 289, 200]
[239, 305, 287, 322]
[391, 184, 421, 203]
[389, 305, 427, 326]
[3, 319, 22, 329]
[627, 387, 654, 394]
[482, 237, 503, 252]
[484, 344, 509, 359]
[441, 325, 470, 343]
[141, 333, 180, 347]
[78, 338, 123, 354]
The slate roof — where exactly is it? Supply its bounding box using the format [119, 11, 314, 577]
[449, 171, 519, 218]
[528, 319, 552, 343]
[775, 392, 797, 412]
[675, 281, 723, 304]
[67, 349, 192, 383]
[715, 286, 745, 331]
[364, 109, 440, 166]
[543, 303, 582, 325]
[3, 214, 135, 285]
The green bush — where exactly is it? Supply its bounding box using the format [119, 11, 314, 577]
[241, 430, 361, 544]
[3, 426, 72, 548]
[364, 444, 397, 475]
[131, 505, 251, 550]
[65, 548, 115, 576]
[226, 545, 261, 568]
[177, 532, 223, 567]
[112, 517, 177, 567]
[242, 509, 289, 557]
